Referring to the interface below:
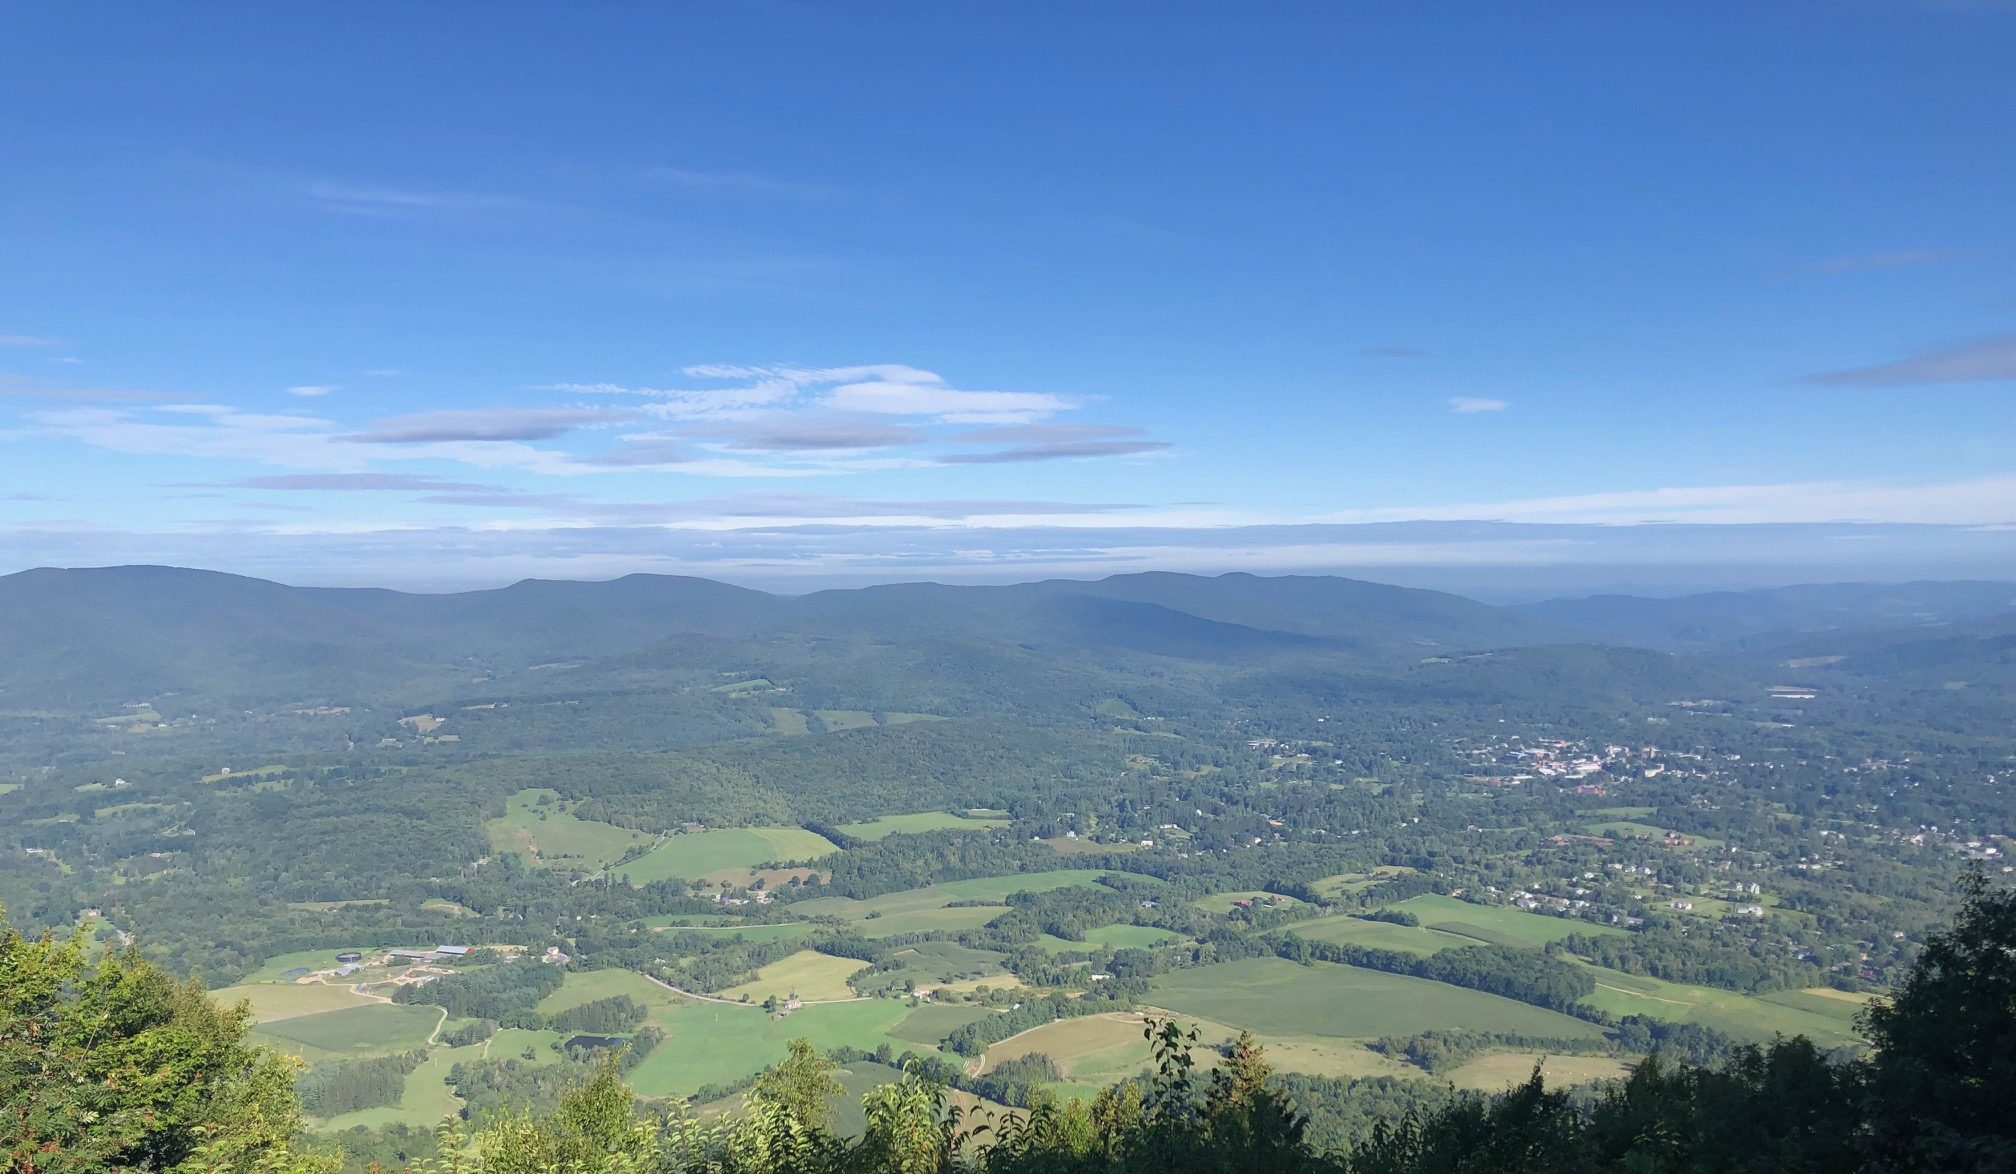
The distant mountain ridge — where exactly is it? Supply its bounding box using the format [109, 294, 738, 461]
[0, 564, 1561, 712]
[5, 564, 2013, 715]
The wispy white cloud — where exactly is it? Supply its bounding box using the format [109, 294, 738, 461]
[1810, 331, 2016, 387]
[287, 385, 335, 398]
[344, 407, 638, 444]
[1449, 397, 1509, 413]
[0, 335, 61, 347]
[304, 182, 524, 217]
[1323, 472, 2016, 527]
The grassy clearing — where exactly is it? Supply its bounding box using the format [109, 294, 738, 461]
[1584, 806, 1658, 819]
[626, 998, 913, 1098]
[621, 826, 838, 885]
[716, 951, 871, 1003]
[1150, 957, 1609, 1040]
[889, 1003, 994, 1047]
[214, 981, 378, 1022]
[797, 870, 1130, 937]
[1448, 1052, 1632, 1090]
[867, 942, 1009, 993]
[201, 763, 287, 784]
[710, 678, 775, 693]
[1287, 915, 1480, 955]
[1577, 966, 1864, 1047]
[1385, 895, 1625, 947]
[537, 968, 671, 1016]
[1310, 866, 1418, 899]
[1756, 987, 1880, 1022]
[1042, 836, 1135, 857]
[834, 811, 1012, 840]
[879, 712, 945, 725]
[813, 709, 878, 731]
[486, 788, 652, 870]
[769, 707, 812, 734]
[285, 898, 390, 913]
[251, 1003, 442, 1064]
[311, 1043, 482, 1131]
[1583, 821, 1724, 850]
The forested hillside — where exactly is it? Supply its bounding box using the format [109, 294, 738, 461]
[1, 565, 2012, 1168]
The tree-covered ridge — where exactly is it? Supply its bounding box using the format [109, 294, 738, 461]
[5, 878, 2012, 1173]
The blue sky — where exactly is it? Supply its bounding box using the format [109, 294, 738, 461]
[3, 2, 2014, 592]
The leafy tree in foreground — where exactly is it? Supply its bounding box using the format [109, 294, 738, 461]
[0, 908, 332, 1173]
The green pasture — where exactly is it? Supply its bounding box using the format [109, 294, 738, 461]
[1150, 957, 1609, 1041]
[251, 1003, 443, 1065]
[1384, 895, 1626, 947]
[716, 950, 870, 1003]
[486, 787, 652, 870]
[1576, 965, 1865, 1047]
[621, 826, 838, 885]
[889, 1003, 994, 1047]
[834, 811, 1012, 840]
[1286, 914, 1480, 955]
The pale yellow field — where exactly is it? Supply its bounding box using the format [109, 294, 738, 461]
[213, 981, 377, 1022]
[716, 950, 870, 1003]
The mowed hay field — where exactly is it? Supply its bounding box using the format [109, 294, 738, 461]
[1384, 895, 1626, 948]
[716, 950, 870, 1002]
[250, 1003, 443, 1065]
[311, 1042, 484, 1131]
[1578, 966, 1866, 1047]
[834, 811, 1011, 840]
[536, 968, 902, 1095]
[795, 869, 1134, 937]
[1287, 915, 1479, 955]
[486, 787, 651, 870]
[889, 1002, 994, 1047]
[1150, 958, 1609, 1041]
[1447, 1052, 1633, 1090]
[983, 1012, 1415, 1089]
[213, 981, 379, 1022]
[620, 826, 838, 885]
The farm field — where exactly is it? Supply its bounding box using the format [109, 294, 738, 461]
[834, 811, 1012, 840]
[716, 950, 871, 1003]
[213, 980, 376, 1021]
[625, 997, 914, 1098]
[865, 942, 1008, 993]
[769, 707, 811, 734]
[250, 1002, 443, 1065]
[795, 870, 1132, 936]
[1582, 821, 1724, 850]
[486, 787, 651, 870]
[619, 826, 839, 885]
[1447, 1052, 1633, 1090]
[235, 947, 388, 984]
[1756, 986, 1880, 1022]
[889, 1002, 994, 1047]
[1384, 894, 1626, 947]
[311, 1042, 483, 1131]
[1576, 966, 1865, 1047]
[813, 709, 878, 731]
[1310, 866, 1418, 899]
[537, 967, 669, 1015]
[1286, 914, 1480, 955]
[1150, 957, 1610, 1041]
[980, 1011, 1412, 1089]
[654, 921, 817, 944]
